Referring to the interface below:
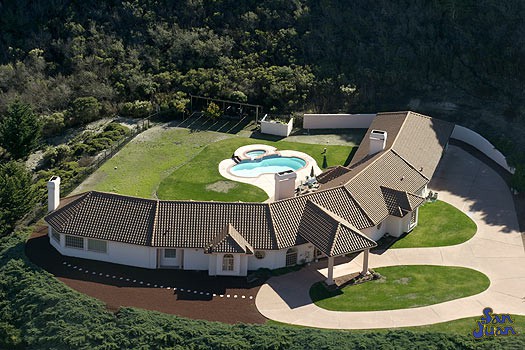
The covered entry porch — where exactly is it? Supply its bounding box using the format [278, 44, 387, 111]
[297, 200, 377, 285]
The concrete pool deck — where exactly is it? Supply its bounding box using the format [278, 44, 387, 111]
[255, 145, 525, 329]
[219, 144, 322, 202]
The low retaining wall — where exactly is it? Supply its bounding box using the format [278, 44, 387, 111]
[260, 116, 293, 137]
[303, 113, 376, 129]
[451, 125, 514, 174]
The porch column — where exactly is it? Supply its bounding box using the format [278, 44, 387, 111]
[326, 256, 335, 285]
[361, 249, 369, 275]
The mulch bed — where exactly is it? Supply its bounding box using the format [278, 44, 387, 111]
[25, 225, 267, 324]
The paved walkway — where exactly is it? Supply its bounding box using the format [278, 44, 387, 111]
[256, 146, 525, 329]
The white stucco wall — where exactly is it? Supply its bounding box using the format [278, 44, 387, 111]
[451, 125, 514, 173]
[303, 114, 376, 129]
[362, 223, 387, 241]
[248, 250, 284, 270]
[209, 253, 246, 276]
[260, 117, 293, 137]
[183, 248, 209, 270]
[52, 233, 157, 269]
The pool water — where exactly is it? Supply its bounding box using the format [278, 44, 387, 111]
[246, 150, 266, 157]
[231, 155, 306, 177]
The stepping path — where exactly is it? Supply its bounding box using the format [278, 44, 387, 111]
[256, 146, 525, 329]
[62, 261, 254, 301]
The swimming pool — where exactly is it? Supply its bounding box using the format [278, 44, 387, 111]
[245, 149, 266, 157]
[231, 155, 306, 177]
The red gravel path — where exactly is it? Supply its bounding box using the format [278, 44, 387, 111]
[26, 225, 267, 324]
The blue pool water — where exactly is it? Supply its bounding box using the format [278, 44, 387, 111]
[231, 155, 306, 177]
[246, 150, 266, 157]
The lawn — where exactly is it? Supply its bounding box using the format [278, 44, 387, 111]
[310, 265, 490, 312]
[156, 136, 354, 202]
[75, 128, 230, 198]
[390, 200, 477, 248]
[266, 314, 525, 335]
[77, 126, 355, 202]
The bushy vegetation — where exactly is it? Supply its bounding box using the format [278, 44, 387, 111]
[1, 229, 523, 349]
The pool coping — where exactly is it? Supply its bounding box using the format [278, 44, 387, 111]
[219, 144, 322, 202]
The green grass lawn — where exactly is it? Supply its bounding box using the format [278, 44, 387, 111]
[390, 200, 477, 248]
[75, 128, 230, 198]
[266, 314, 525, 335]
[310, 265, 489, 312]
[156, 136, 353, 202]
[77, 126, 355, 202]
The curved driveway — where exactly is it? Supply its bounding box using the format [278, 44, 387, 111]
[256, 145, 525, 329]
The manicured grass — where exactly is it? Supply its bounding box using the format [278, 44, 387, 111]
[157, 136, 353, 202]
[310, 265, 490, 312]
[266, 314, 525, 335]
[78, 126, 355, 202]
[76, 128, 230, 198]
[390, 200, 477, 248]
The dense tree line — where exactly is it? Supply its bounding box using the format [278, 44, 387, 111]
[0, 0, 523, 177]
[1, 230, 523, 349]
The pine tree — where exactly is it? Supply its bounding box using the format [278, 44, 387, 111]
[0, 100, 42, 160]
[0, 161, 36, 236]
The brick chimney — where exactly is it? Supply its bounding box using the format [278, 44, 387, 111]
[369, 130, 387, 155]
[47, 176, 61, 212]
[274, 170, 297, 201]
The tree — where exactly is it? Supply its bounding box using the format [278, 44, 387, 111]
[0, 161, 36, 236]
[69, 96, 101, 125]
[0, 100, 42, 160]
[204, 102, 222, 120]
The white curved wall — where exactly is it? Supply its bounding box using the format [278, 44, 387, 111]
[303, 114, 376, 129]
[451, 125, 514, 174]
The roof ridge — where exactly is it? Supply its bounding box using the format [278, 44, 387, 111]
[390, 149, 430, 181]
[341, 186, 374, 226]
[57, 191, 92, 233]
[150, 199, 159, 246]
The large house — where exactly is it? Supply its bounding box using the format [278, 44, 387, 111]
[45, 111, 454, 283]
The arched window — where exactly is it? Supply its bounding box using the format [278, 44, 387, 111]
[286, 248, 297, 267]
[222, 254, 234, 271]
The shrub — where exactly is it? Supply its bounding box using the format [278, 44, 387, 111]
[40, 112, 66, 137]
[41, 145, 72, 168]
[68, 97, 101, 125]
[120, 100, 153, 118]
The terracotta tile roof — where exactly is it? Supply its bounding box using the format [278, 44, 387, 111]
[341, 150, 428, 224]
[390, 111, 455, 178]
[204, 224, 254, 254]
[349, 111, 454, 178]
[316, 165, 351, 184]
[153, 200, 275, 249]
[380, 186, 425, 217]
[269, 186, 373, 249]
[45, 191, 156, 246]
[298, 201, 376, 257]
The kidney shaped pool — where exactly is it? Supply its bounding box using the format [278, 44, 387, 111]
[230, 155, 306, 177]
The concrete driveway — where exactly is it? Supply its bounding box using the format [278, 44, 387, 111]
[256, 145, 525, 329]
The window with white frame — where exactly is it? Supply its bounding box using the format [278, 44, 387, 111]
[87, 238, 107, 253]
[65, 235, 84, 249]
[164, 249, 177, 258]
[222, 254, 234, 271]
[51, 229, 60, 243]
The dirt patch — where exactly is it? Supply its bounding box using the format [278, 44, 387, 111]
[25, 225, 266, 324]
[206, 181, 238, 193]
